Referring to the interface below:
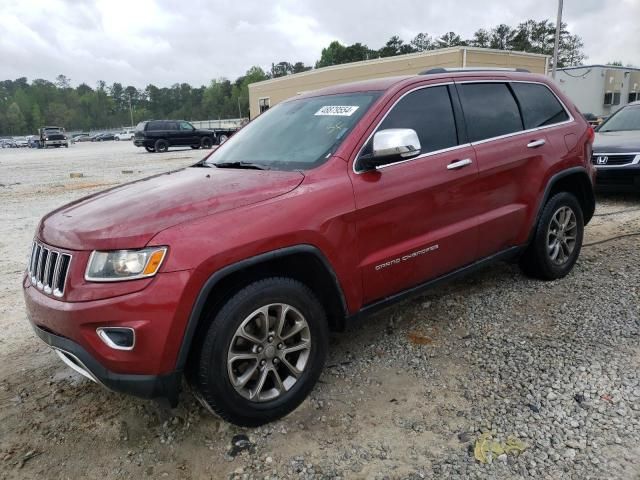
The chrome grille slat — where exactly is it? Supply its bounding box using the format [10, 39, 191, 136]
[27, 241, 72, 298]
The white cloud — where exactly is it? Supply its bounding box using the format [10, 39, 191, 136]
[0, 0, 638, 88]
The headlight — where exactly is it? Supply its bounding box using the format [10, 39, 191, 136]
[85, 247, 167, 282]
[45, 136, 49, 140]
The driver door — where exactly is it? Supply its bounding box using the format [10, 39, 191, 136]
[350, 84, 482, 305]
[177, 121, 197, 145]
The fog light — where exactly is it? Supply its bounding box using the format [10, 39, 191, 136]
[97, 327, 135, 350]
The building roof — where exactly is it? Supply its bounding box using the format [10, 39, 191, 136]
[250, 46, 550, 88]
[558, 64, 640, 72]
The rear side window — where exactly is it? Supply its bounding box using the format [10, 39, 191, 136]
[511, 83, 569, 129]
[458, 83, 523, 142]
[378, 85, 458, 154]
[135, 122, 147, 131]
[147, 121, 163, 130]
[166, 121, 178, 131]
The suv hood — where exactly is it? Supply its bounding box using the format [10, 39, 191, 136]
[594, 130, 640, 154]
[39, 167, 304, 250]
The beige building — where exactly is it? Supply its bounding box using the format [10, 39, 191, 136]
[248, 46, 550, 118]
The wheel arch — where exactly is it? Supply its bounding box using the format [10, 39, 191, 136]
[531, 167, 595, 240]
[176, 245, 348, 374]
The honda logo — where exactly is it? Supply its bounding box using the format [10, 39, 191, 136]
[596, 156, 608, 165]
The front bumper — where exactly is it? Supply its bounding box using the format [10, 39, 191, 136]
[23, 268, 195, 405]
[31, 322, 181, 405]
[595, 166, 640, 192]
[44, 140, 68, 147]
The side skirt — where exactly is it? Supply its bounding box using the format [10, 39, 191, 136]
[346, 245, 524, 323]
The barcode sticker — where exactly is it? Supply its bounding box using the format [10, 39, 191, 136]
[314, 106, 359, 116]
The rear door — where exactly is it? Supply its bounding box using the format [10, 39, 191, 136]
[456, 80, 562, 258]
[350, 83, 481, 305]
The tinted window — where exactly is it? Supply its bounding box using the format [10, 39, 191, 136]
[147, 121, 163, 130]
[459, 83, 523, 142]
[377, 86, 458, 154]
[511, 83, 569, 129]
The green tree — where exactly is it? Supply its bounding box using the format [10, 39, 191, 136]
[316, 41, 348, 68]
[490, 24, 515, 50]
[31, 104, 43, 131]
[470, 29, 491, 48]
[410, 33, 434, 52]
[437, 32, 466, 48]
[6, 102, 26, 134]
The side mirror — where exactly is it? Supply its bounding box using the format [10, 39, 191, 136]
[359, 128, 421, 171]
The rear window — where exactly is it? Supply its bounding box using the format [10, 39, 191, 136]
[458, 83, 523, 142]
[511, 83, 569, 129]
[136, 122, 148, 131]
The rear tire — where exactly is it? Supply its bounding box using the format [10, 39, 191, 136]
[520, 192, 584, 280]
[201, 136, 213, 149]
[218, 134, 229, 145]
[154, 139, 169, 153]
[195, 277, 328, 427]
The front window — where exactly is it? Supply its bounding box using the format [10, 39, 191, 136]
[179, 121, 193, 131]
[205, 92, 381, 170]
[598, 105, 640, 132]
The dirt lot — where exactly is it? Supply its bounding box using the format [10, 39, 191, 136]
[1, 142, 639, 480]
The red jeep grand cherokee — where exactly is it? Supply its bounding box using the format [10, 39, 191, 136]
[23, 69, 596, 426]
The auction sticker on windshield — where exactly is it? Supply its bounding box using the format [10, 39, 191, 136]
[315, 106, 359, 116]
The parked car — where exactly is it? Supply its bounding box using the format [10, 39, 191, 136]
[133, 120, 216, 152]
[71, 133, 91, 143]
[592, 101, 640, 191]
[115, 129, 135, 141]
[1, 138, 16, 148]
[92, 132, 116, 142]
[23, 70, 595, 426]
[13, 137, 29, 147]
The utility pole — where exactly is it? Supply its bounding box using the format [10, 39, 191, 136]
[128, 94, 134, 128]
[237, 97, 242, 119]
[551, 0, 563, 79]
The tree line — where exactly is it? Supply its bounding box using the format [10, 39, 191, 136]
[0, 18, 587, 135]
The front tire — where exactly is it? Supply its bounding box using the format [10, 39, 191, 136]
[520, 192, 584, 280]
[195, 278, 328, 427]
[144, 146, 155, 153]
[190, 145, 200, 150]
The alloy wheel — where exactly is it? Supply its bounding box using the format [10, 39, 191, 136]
[227, 303, 311, 402]
[547, 206, 577, 265]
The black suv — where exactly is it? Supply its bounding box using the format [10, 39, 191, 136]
[134, 120, 215, 153]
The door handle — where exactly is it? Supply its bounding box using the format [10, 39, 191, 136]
[447, 158, 473, 170]
[527, 139, 546, 148]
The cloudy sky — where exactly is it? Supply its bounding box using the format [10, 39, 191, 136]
[1, 0, 639, 88]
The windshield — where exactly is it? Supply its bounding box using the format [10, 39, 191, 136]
[598, 105, 640, 132]
[204, 92, 381, 170]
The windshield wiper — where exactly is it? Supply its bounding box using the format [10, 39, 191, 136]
[213, 161, 267, 170]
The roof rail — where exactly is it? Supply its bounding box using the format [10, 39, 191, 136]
[419, 67, 531, 75]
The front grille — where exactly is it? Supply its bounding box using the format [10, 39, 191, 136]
[592, 154, 637, 166]
[46, 134, 65, 141]
[28, 242, 72, 297]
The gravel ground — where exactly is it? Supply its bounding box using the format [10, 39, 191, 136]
[1, 142, 639, 479]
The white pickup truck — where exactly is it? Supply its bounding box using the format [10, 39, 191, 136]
[115, 129, 135, 141]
